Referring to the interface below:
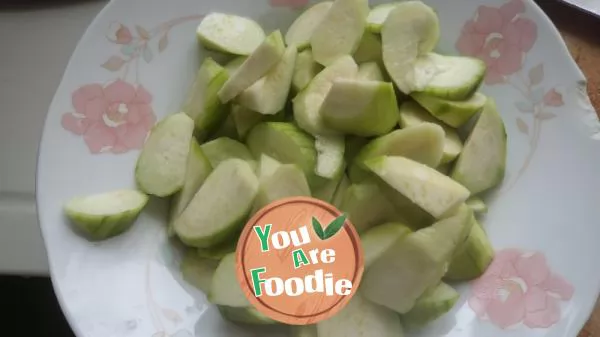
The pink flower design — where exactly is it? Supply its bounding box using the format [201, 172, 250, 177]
[269, 0, 309, 8]
[543, 89, 565, 107]
[107, 22, 133, 45]
[61, 80, 156, 154]
[456, 0, 538, 85]
[468, 249, 574, 329]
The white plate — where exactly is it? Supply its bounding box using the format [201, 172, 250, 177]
[37, 0, 600, 336]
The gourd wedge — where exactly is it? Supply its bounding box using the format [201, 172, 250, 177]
[357, 62, 385, 81]
[293, 49, 324, 92]
[224, 56, 247, 75]
[182, 58, 229, 138]
[398, 101, 463, 164]
[169, 140, 213, 226]
[136, 113, 194, 197]
[293, 55, 358, 136]
[219, 306, 278, 325]
[382, 1, 440, 94]
[180, 251, 219, 294]
[231, 104, 264, 140]
[445, 220, 494, 281]
[317, 293, 405, 337]
[201, 137, 257, 172]
[382, 5, 485, 99]
[402, 282, 460, 328]
[411, 91, 487, 128]
[320, 79, 399, 137]
[354, 124, 445, 169]
[208, 253, 250, 307]
[365, 156, 470, 218]
[257, 154, 282, 181]
[246, 122, 320, 187]
[207, 114, 238, 141]
[340, 181, 398, 232]
[353, 31, 383, 64]
[196, 13, 265, 55]
[218, 30, 286, 103]
[173, 159, 259, 248]
[376, 181, 435, 230]
[362, 222, 411, 268]
[237, 45, 297, 115]
[285, 2, 333, 50]
[313, 173, 347, 203]
[64, 189, 148, 241]
[361, 205, 473, 314]
[197, 240, 237, 260]
[310, 0, 369, 66]
[451, 98, 507, 194]
[332, 175, 351, 209]
[410, 54, 487, 100]
[315, 135, 345, 179]
[251, 164, 311, 214]
[367, 3, 399, 33]
[291, 325, 318, 337]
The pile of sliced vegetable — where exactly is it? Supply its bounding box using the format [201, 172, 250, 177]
[63, 0, 507, 334]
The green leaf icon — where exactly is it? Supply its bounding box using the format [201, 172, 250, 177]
[323, 214, 347, 239]
[312, 217, 326, 240]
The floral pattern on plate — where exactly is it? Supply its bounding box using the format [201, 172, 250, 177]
[456, 0, 536, 85]
[61, 15, 202, 154]
[468, 249, 574, 329]
[61, 80, 156, 154]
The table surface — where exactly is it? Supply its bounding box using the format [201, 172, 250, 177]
[0, 0, 599, 335]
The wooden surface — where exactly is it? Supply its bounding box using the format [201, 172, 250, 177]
[539, 0, 600, 111]
[536, 2, 600, 335]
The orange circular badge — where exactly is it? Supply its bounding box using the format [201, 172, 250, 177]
[236, 196, 364, 325]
